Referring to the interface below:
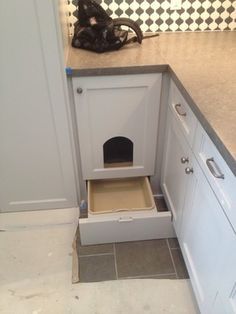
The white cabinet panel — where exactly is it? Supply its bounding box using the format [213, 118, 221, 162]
[169, 81, 197, 147]
[180, 158, 234, 314]
[72, 74, 162, 180]
[194, 123, 236, 232]
[0, 0, 77, 211]
[163, 79, 236, 314]
[161, 108, 192, 236]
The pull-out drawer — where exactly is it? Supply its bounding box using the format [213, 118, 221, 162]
[79, 177, 175, 245]
[194, 123, 236, 232]
[169, 80, 197, 147]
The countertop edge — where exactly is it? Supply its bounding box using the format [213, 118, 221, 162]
[67, 64, 168, 76]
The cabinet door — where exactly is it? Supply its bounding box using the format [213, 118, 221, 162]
[180, 158, 234, 314]
[161, 109, 192, 236]
[0, 0, 77, 211]
[72, 74, 161, 180]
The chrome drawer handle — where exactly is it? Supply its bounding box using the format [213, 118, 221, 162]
[175, 104, 187, 116]
[181, 157, 189, 164]
[118, 217, 134, 223]
[206, 158, 225, 179]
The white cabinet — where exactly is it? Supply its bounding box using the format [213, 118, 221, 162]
[162, 79, 236, 314]
[161, 80, 197, 236]
[193, 124, 236, 314]
[180, 158, 235, 314]
[161, 108, 192, 236]
[194, 123, 236, 233]
[0, 0, 77, 211]
[72, 73, 176, 244]
[72, 74, 162, 180]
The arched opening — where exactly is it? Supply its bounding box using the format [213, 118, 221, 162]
[103, 136, 133, 168]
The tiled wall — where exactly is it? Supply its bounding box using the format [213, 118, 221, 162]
[68, 0, 236, 33]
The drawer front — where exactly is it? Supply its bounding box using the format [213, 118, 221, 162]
[194, 123, 236, 232]
[79, 210, 174, 245]
[169, 80, 197, 147]
[80, 175, 175, 245]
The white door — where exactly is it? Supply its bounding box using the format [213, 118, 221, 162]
[161, 109, 192, 235]
[72, 74, 162, 180]
[180, 158, 233, 314]
[0, 0, 77, 211]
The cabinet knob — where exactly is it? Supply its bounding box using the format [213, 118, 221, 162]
[185, 167, 194, 174]
[77, 87, 83, 94]
[181, 157, 189, 164]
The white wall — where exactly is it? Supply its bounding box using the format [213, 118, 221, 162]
[57, 0, 71, 64]
[68, 0, 236, 34]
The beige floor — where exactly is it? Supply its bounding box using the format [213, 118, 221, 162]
[0, 209, 199, 314]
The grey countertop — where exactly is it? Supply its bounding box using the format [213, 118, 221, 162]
[67, 31, 236, 175]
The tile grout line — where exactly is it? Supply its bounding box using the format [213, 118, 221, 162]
[166, 239, 178, 279]
[118, 272, 177, 280]
[79, 252, 114, 258]
[113, 243, 118, 280]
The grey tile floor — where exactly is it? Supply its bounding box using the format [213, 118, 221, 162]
[77, 197, 189, 282]
[77, 238, 189, 282]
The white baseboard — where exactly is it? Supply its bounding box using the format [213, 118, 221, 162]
[0, 207, 79, 230]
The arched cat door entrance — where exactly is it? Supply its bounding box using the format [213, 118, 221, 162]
[103, 136, 133, 168]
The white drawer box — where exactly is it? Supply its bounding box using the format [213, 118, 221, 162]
[194, 123, 236, 232]
[79, 177, 175, 245]
[79, 210, 174, 245]
[169, 80, 197, 147]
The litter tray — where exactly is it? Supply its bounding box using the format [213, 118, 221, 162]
[88, 177, 155, 215]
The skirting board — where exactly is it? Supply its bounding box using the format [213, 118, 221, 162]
[0, 207, 79, 230]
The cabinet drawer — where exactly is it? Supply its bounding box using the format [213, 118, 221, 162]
[169, 80, 197, 147]
[79, 211, 174, 245]
[194, 123, 236, 232]
[80, 177, 175, 245]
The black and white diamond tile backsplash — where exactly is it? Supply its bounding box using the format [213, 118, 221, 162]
[68, 0, 236, 34]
